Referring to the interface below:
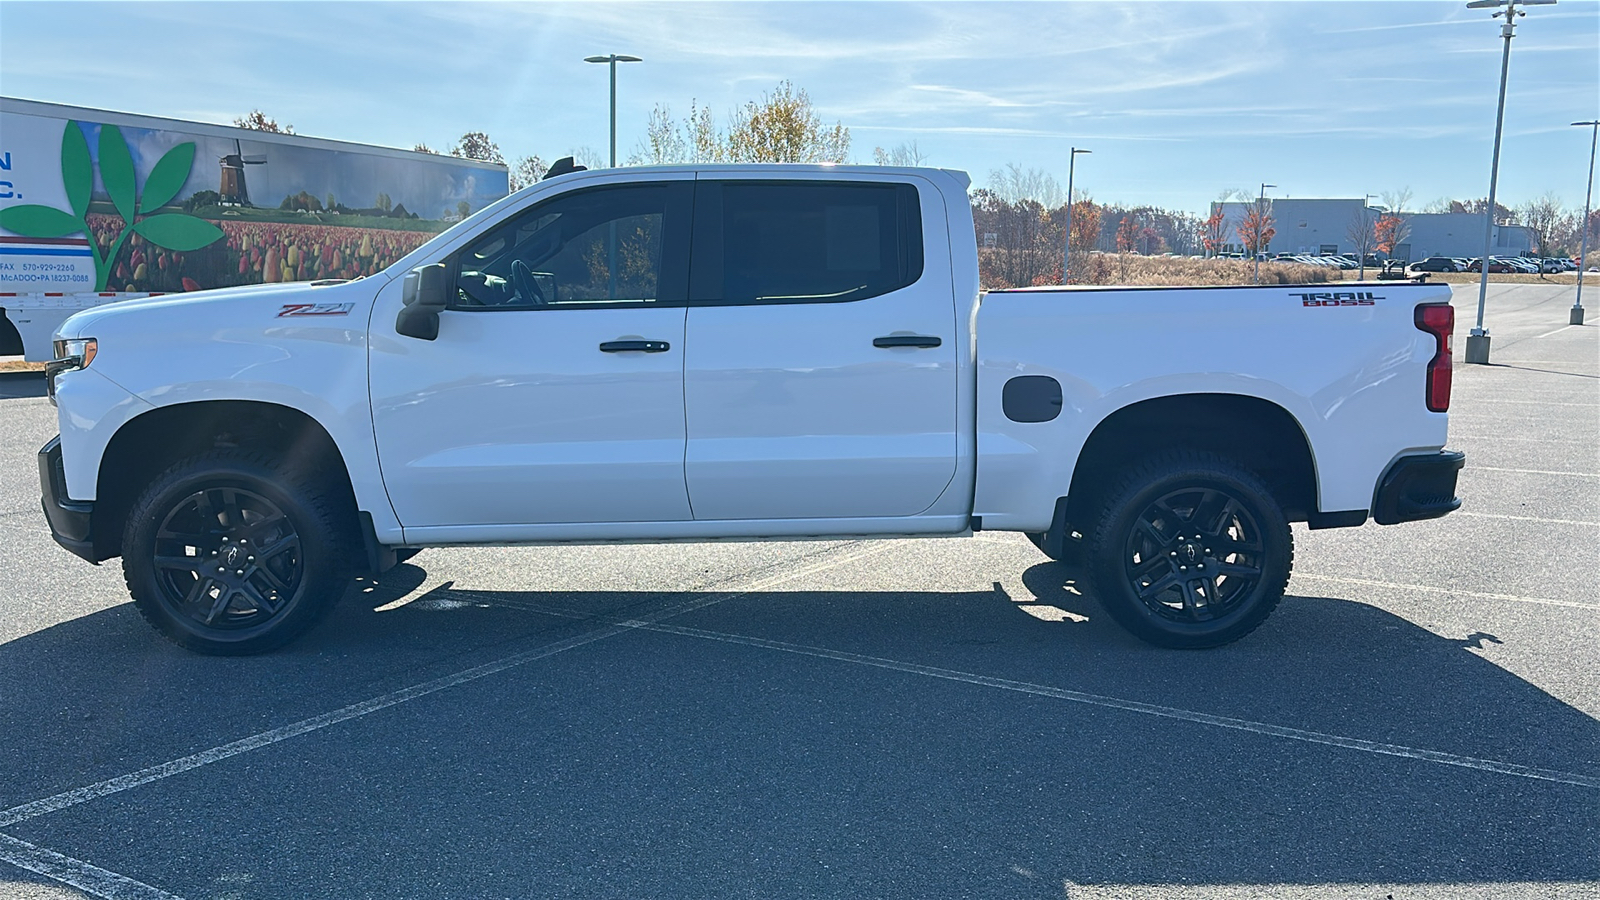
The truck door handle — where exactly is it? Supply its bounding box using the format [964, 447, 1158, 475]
[599, 340, 671, 353]
[873, 335, 942, 349]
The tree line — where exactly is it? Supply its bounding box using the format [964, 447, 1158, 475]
[233, 103, 1599, 266]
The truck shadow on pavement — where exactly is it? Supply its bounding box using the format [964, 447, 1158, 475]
[0, 560, 1595, 895]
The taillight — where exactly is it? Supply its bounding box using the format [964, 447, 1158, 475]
[1414, 303, 1453, 413]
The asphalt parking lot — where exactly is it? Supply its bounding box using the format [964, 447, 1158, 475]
[0, 283, 1595, 899]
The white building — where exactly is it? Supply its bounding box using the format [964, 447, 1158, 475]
[1213, 198, 1532, 261]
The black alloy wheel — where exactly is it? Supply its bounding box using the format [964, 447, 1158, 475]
[1122, 486, 1264, 624]
[1087, 452, 1292, 648]
[123, 450, 350, 654]
[151, 486, 303, 633]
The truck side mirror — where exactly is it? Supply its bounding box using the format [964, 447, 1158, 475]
[396, 263, 449, 341]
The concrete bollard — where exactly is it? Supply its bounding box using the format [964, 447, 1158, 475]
[1465, 333, 1492, 364]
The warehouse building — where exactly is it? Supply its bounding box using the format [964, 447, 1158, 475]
[1212, 198, 1532, 261]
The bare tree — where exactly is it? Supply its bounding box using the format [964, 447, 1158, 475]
[873, 141, 928, 167]
[1516, 192, 1565, 257]
[234, 110, 293, 133]
[567, 147, 606, 171]
[1380, 187, 1414, 214]
[633, 86, 846, 166]
[1347, 209, 1377, 276]
[450, 132, 505, 165]
[1548, 210, 1583, 257]
[509, 155, 547, 192]
[987, 164, 1064, 209]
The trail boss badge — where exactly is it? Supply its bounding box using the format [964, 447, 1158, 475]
[1292, 291, 1383, 307]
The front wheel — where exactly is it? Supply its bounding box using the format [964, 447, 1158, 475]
[1086, 452, 1292, 649]
[122, 450, 352, 655]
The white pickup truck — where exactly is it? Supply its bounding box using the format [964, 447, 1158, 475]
[39, 163, 1464, 654]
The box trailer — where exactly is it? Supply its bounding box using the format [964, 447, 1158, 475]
[1, 97, 508, 359]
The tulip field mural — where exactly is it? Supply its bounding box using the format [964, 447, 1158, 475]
[0, 109, 508, 293]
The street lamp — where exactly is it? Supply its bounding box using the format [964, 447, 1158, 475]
[1360, 193, 1377, 280]
[1463, 0, 1556, 365]
[1572, 120, 1598, 326]
[1253, 183, 1275, 284]
[584, 54, 643, 168]
[1062, 147, 1091, 284]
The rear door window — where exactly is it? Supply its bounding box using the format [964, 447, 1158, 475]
[689, 181, 923, 305]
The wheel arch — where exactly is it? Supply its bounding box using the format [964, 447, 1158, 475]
[1060, 392, 1319, 537]
[92, 400, 362, 563]
[0, 310, 23, 357]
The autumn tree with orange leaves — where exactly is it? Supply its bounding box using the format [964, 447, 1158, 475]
[1202, 206, 1228, 257]
[1374, 213, 1410, 260]
[1116, 215, 1139, 253]
[1236, 203, 1276, 258]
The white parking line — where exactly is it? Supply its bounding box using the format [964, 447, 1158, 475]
[1456, 511, 1600, 527]
[0, 833, 180, 900]
[1461, 397, 1597, 407]
[0, 542, 891, 831]
[443, 594, 1600, 790]
[1292, 573, 1600, 611]
[1448, 434, 1593, 444]
[1465, 466, 1600, 478]
[620, 620, 1600, 790]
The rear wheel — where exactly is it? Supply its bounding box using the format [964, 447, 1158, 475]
[122, 450, 351, 655]
[1086, 452, 1292, 648]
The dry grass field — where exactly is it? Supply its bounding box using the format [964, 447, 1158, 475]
[1079, 254, 1346, 286]
[1423, 270, 1584, 285]
[1063, 253, 1592, 287]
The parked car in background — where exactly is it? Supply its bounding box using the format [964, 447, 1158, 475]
[1411, 257, 1464, 273]
[1540, 259, 1565, 274]
[1467, 258, 1515, 273]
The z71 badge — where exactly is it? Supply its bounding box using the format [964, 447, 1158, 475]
[277, 303, 355, 317]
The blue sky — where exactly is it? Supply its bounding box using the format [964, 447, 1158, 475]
[2, 1, 1596, 214]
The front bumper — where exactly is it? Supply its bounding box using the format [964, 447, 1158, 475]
[1373, 450, 1465, 525]
[39, 435, 98, 563]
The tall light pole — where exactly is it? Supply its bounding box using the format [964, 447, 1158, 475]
[1572, 120, 1598, 326]
[1360, 193, 1377, 280]
[1253, 183, 1275, 284]
[584, 54, 642, 167]
[1062, 147, 1091, 284]
[1463, 0, 1556, 364]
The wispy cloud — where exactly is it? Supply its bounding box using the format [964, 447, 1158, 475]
[2, 0, 1594, 214]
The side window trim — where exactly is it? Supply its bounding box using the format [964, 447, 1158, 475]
[687, 179, 925, 308]
[445, 181, 694, 311]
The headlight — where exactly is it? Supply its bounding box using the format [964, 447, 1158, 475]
[52, 338, 98, 367]
[45, 338, 97, 405]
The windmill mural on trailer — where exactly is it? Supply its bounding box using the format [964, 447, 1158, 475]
[218, 139, 267, 207]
